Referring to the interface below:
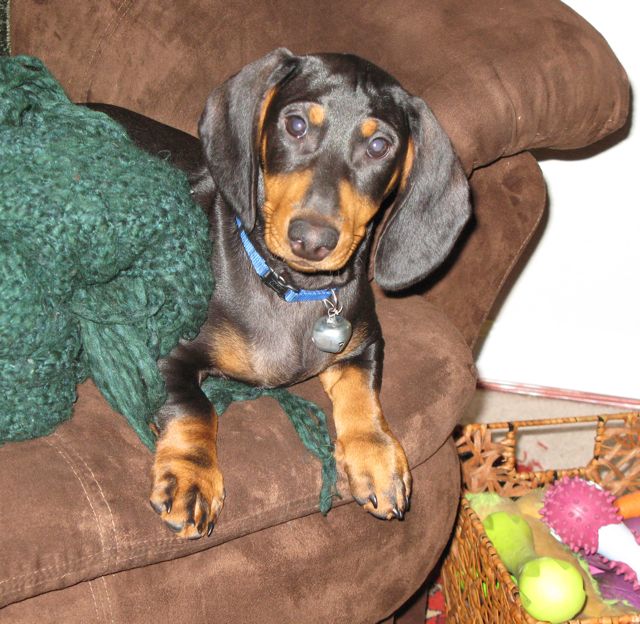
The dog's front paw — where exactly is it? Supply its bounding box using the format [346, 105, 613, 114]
[149, 418, 225, 539]
[336, 430, 412, 520]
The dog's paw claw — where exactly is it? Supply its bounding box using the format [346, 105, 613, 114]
[165, 520, 185, 533]
[392, 506, 404, 521]
[149, 499, 164, 515]
[150, 418, 225, 539]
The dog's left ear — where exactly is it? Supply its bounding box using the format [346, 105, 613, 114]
[373, 95, 471, 291]
[198, 48, 299, 231]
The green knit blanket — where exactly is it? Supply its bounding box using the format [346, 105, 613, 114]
[0, 55, 214, 449]
[0, 56, 336, 513]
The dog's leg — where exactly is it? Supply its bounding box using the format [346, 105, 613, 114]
[320, 342, 411, 520]
[149, 342, 224, 539]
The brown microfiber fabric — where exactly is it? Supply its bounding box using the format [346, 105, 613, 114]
[0, 291, 475, 610]
[1, 441, 460, 624]
[423, 152, 547, 348]
[12, 0, 630, 173]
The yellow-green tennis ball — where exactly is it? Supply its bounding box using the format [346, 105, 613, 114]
[518, 557, 586, 624]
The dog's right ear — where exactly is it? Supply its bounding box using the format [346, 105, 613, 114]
[373, 95, 471, 291]
[198, 48, 299, 231]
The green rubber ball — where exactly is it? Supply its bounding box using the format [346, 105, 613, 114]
[518, 557, 586, 624]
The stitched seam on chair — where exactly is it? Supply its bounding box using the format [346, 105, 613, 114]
[196, 576, 208, 620]
[488, 62, 519, 156]
[47, 438, 110, 554]
[81, 0, 135, 100]
[54, 433, 120, 564]
[43, 437, 108, 561]
[87, 580, 102, 622]
[101, 576, 115, 624]
[1, 493, 328, 592]
[2, 466, 333, 591]
[1, 533, 219, 589]
[0, 437, 109, 590]
[6, 490, 377, 601]
[1, 499, 321, 592]
[8, 544, 229, 599]
[0, 536, 189, 588]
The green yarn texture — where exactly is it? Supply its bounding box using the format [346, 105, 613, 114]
[0, 56, 214, 449]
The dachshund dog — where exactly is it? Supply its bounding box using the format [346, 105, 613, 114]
[147, 49, 471, 539]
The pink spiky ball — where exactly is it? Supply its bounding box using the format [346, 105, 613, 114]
[540, 477, 621, 555]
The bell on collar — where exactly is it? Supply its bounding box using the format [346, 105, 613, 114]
[312, 313, 352, 354]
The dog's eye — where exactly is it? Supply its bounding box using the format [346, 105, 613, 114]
[367, 137, 390, 159]
[285, 115, 308, 138]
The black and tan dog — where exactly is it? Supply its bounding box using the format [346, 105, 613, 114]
[148, 49, 471, 539]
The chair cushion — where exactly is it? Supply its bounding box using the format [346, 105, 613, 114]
[0, 290, 475, 608]
[12, 0, 630, 173]
[1, 439, 460, 624]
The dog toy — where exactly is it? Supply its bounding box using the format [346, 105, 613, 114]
[595, 569, 640, 610]
[468, 491, 639, 618]
[483, 511, 586, 623]
[541, 477, 640, 590]
[582, 515, 640, 610]
[616, 491, 640, 519]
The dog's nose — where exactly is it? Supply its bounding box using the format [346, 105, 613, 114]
[288, 219, 339, 261]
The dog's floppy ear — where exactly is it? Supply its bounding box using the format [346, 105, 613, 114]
[198, 48, 298, 231]
[373, 95, 471, 291]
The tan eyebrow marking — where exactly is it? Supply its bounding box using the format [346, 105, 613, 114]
[309, 104, 325, 125]
[360, 119, 378, 138]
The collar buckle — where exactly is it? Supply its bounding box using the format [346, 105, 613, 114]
[260, 269, 297, 300]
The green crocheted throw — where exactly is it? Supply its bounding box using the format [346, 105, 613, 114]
[0, 56, 337, 512]
[0, 55, 214, 449]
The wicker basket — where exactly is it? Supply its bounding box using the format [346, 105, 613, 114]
[442, 413, 640, 624]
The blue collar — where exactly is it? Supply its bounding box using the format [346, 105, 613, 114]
[235, 217, 334, 303]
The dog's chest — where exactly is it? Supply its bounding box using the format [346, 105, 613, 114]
[207, 288, 336, 387]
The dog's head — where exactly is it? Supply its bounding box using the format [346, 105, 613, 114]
[199, 48, 470, 290]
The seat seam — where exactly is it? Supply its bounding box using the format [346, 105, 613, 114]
[0, 438, 108, 588]
[101, 576, 115, 624]
[55, 433, 120, 564]
[87, 580, 103, 622]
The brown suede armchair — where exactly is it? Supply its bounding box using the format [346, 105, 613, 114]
[0, 1, 629, 623]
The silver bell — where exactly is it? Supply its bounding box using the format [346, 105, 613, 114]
[312, 314, 352, 354]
